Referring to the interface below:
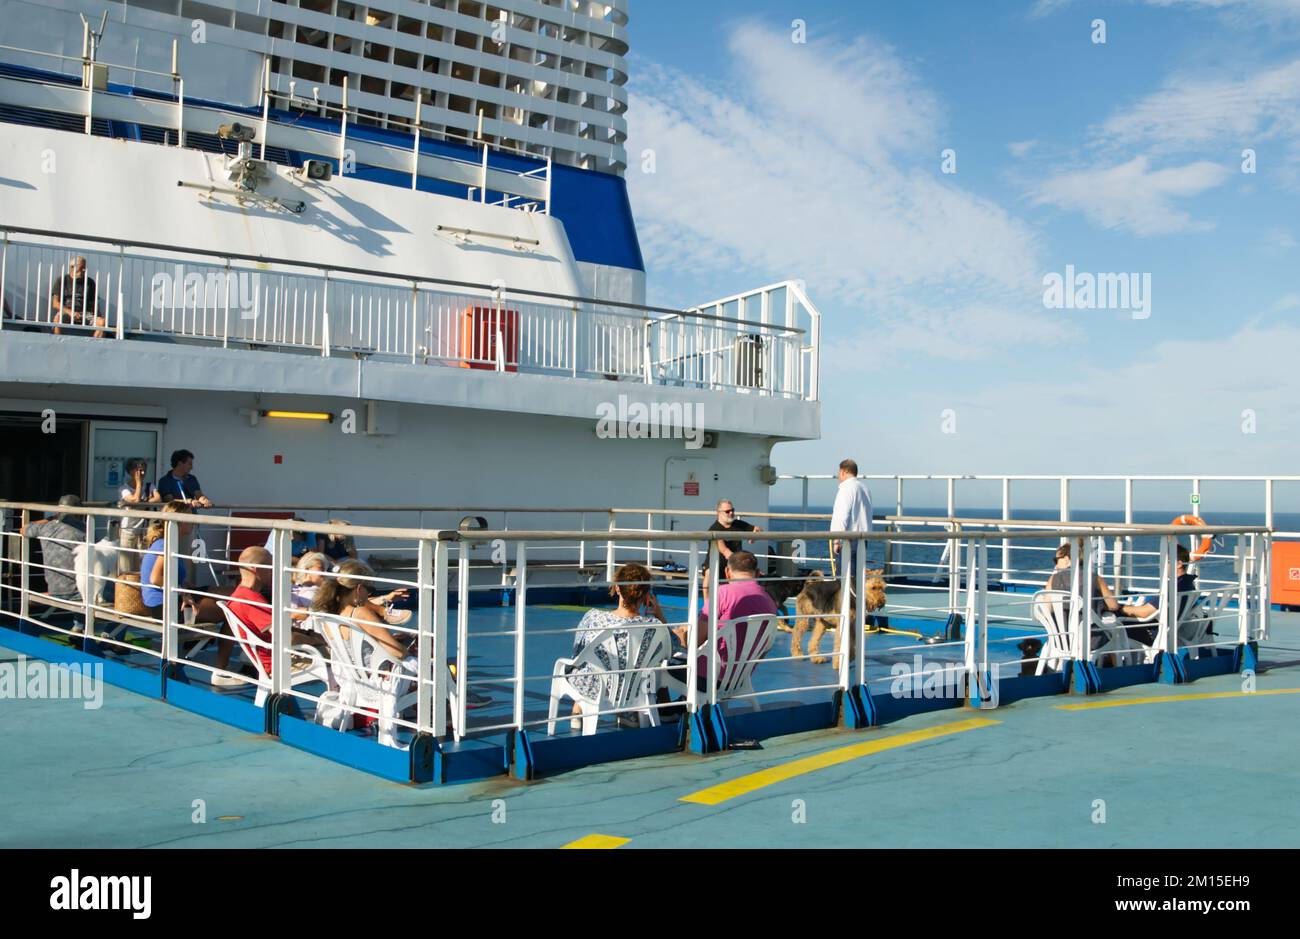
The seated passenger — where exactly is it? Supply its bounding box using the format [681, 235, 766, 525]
[225, 546, 322, 675]
[291, 551, 331, 611]
[672, 550, 778, 681]
[317, 520, 358, 563]
[50, 256, 106, 338]
[1118, 545, 1196, 645]
[264, 517, 314, 563]
[1046, 541, 1121, 615]
[139, 501, 197, 619]
[567, 563, 666, 719]
[21, 495, 87, 603]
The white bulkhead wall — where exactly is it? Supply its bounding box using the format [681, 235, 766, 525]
[0, 123, 585, 297]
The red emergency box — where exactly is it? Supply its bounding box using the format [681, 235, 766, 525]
[1270, 541, 1300, 607]
[459, 305, 519, 371]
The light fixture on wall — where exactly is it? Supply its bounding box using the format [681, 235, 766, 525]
[261, 410, 334, 423]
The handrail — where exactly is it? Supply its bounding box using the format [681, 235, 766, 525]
[0, 224, 806, 334]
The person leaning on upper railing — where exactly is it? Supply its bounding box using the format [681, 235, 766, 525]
[20, 495, 87, 603]
[709, 499, 762, 564]
[157, 449, 213, 508]
[118, 457, 162, 574]
[830, 458, 873, 569]
[50, 255, 106, 339]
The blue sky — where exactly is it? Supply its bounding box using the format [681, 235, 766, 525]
[622, 0, 1300, 511]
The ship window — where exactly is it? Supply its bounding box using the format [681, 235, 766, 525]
[293, 60, 326, 82]
[391, 82, 415, 102]
[397, 16, 422, 36]
[328, 68, 347, 87]
[426, 23, 444, 42]
[298, 0, 331, 13]
[448, 94, 473, 114]
[450, 61, 473, 82]
[181, 1, 235, 28]
[336, 1, 357, 19]
[295, 26, 328, 48]
[360, 74, 387, 96]
[422, 57, 442, 74]
[268, 20, 287, 39]
[478, 67, 502, 88]
[365, 9, 394, 29]
[363, 42, 391, 64]
[458, 1, 483, 18]
[394, 47, 418, 70]
[234, 12, 267, 33]
[332, 34, 354, 53]
[454, 30, 479, 51]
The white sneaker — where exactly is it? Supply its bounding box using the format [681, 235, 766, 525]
[210, 673, 245, 688]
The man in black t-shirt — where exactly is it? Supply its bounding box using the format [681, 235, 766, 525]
[707, 499, 761, 561]
[51, 256, 106, 338]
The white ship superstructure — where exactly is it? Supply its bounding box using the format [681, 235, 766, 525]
[0, 0, 822, 534]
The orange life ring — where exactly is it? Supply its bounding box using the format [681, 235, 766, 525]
[1171, 515, 1212, 561]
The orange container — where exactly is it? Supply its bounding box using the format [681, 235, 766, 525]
[459, 306, 518, 371]
[1270, 541, 1300, 607]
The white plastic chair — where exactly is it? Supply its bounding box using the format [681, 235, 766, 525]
[660, 613, 776, 709]
[1141, 588, 1228, 662]
[216, 600, 328, 709]
[311, 612, 462, 746]
[1030, 591, 1141, 671]
[547, 624, 670, 736]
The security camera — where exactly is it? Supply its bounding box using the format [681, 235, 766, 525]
[299, 159, 333, 182]
[217, 123, 256, 143]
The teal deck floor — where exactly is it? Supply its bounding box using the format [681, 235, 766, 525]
[1, 608, 1297, 848]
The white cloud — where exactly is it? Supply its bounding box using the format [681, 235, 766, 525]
[1100, 60, 1300, 154]
[1031, 0, 1300, 22]
[1030, 156, 1231, 235]
[627, 23, 1063, 361]
[1008, 140, 1038, 158]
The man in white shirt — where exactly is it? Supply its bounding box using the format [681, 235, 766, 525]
[830, 459, 873, 574]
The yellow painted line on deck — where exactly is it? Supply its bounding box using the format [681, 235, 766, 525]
[679, 717, 1000, 807]
[1056, 688, 1300, 711]
[561, 834, 631, 849]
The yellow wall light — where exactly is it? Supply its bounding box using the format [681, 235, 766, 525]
[259, 410, 335, 423]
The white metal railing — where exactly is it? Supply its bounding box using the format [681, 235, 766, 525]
[0, 501, 1271, 758]
[0, 228, 817, 399]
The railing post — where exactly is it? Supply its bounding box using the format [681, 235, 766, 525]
[705, 542, 721, 707]
[854, 536, 867, 687]
[1159, 536, 1177, 663]
[82, 516, 96, 645]
[570, 303, 579, 377]
[411, 95, 422, 190]
[114, 244, 125, 340]
[1000, 477, 1011, 581]
[512, 541, 527, 732]
[1123, 477, 1135, 594]
[643, 318, 652, 383]
[1237, 534, 1251, 647]
[1264, 479, 1274, 530]
[0, 230, 8, 333]
[19, 509, 30, 621]
[963, 539, 994, 708]
[1079, 536, 1094, 662]
[270, 527, 290, 697]
[1259, 534, 1271, 641]
[320, 270, 331, 357]
[1059, 477, 1070, 523]
[163, 518, 179, 664]
[578, 514, 586, 569]
[455, 543, 470, 741]
[176, 77, 185, 149]
[410, 280, 419, 363]
[683, 540, 701, 717]
[416, 537, 433, 734]
[261, 56, 272, 161]
[605, 510, 615, 583]
[1191, 478, 1201, 519]
[432, 538, 450, 738]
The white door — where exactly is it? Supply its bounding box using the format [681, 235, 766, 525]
[664, 458, 716, 567]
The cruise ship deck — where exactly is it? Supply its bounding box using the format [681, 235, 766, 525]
[3, 595, 1295, 849]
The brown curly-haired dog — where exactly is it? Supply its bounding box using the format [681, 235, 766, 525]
[792, 569, 887, 665]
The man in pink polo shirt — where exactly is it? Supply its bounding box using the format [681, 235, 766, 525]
[672, 551, 778, 683]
